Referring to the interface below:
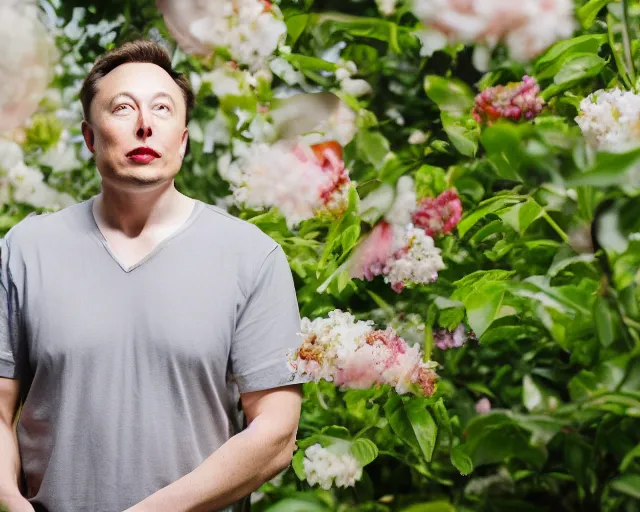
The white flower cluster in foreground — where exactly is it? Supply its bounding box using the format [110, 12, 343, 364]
[157, 0, 286, 69]
[575, 88, 640, 153]
[288, 310, 438, 396]
[411, 0, 575, 68]
[303, 444, 363, 490]
[0, 0, 57, 132]
[0, 139, 76, 210]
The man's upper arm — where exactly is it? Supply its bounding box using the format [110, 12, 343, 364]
[240, 384, 303, 427]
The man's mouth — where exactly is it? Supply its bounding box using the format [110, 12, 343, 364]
[127, 147, 161, 164]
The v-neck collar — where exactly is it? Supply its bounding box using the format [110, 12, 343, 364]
[87, 196, 204, 273]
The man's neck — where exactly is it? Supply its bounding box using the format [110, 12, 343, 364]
[94, 185, 195, 238]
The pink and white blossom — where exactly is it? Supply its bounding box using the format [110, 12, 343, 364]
[475, 397, 492, 414]
[411, 0, 575, 68]
[219, 140, 350, 228]
[288, 310, 438, 396]
[434, 324, 469, 350]
[472, 76, 544, 125]
[412, 189, 463, 237]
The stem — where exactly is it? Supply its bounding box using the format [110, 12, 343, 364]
[541, 211, 570, 244]
[621, 0, 637, 88]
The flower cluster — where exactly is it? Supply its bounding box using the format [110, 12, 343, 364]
[302, 444, 364, 490]
[383, 226, 446, 293]
[411, 0, 575, 68]
[351, 177, 460, 292]
[0, 139, 75, 210]
[413, 189, 463, 237]
[157, 0, 286, 69]
[219, 140, 350, 228]
[575, 87, 640, 153]
[434, 324, 470, 351]
[288, 310, 438, 396]
[472, 76, 544, 125]
[0, 1, 57, 132]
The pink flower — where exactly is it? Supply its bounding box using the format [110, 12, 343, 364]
[434, 324, 468, 350]
[472, 76, 544, 125]
[349, 221, 396, 281]
[475, 397, 492, 414]
[412, 189, 463, 237]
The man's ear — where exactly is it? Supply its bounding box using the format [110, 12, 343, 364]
[81, 120, 95, 153]
[180, 127, 189, 159]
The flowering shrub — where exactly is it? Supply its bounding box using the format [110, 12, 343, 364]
[2, 1, 640, 511]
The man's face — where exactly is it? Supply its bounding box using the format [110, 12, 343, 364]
[82, 62, 188, 188]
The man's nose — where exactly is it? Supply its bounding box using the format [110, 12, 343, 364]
[135, 110, 152, 139]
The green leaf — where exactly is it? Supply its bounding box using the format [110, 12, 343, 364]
[610, 474, 640, 499]
[497, 199, 543, 234]
[415, 165, 447, 198]
[282, 53, 337, 72]
[350, 438, 379, 467]
[384, 394, 420, 452]
[405, 398, 438, 462]
[441, 112, 479, 157]
[400, 501, 456, 512]
[284, 13, 309, 46]
[481, 123, 526, 181]
[577, 0, 611, 28]
[320, 425, 352, 438]
[534, 34, 608, 78]
[567, 146, 640, 187]
[341, 224, 361, 254]
[554, 54, 608, 85]
[292, 449, 306, 479]
[451, 444, 474, 475]
[423, 75, 475, 114]
[265, 496, 330, 512]
[463, 282, 508, 338]
[458, 196, 523, 237]
[594, 296, 616, 347]
[356, 130, 390, 168]
[620, 444, 640, 472]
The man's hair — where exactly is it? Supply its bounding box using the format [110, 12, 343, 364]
[79, 40, 195, 124]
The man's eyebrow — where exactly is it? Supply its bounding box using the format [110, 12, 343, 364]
[109, 92, 176, 106]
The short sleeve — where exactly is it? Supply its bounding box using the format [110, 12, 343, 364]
[0, 237, 25, 380]
[230, 244, 311, 393]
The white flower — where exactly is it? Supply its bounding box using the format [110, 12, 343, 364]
[0, 138, 75, 210]
[411, 0, 575, 66]
[340, 78, 373, 97]
[157, 0, 287, 69]
[575, 88, 640, 153]
[376, 0, 398, 16]
[0, 1, 57, 132]
[269, 57, 305, 86]
[384, 176, 417, 228]
[408, 130, 428, 145]
[302, 443, 363, 490]
[384, 226, 445, 288]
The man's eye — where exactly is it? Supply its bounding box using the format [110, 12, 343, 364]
[154, 104, 170, 112]
[114, 104, 131, 112]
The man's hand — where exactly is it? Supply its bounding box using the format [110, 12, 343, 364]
[0, 494, 35, 512]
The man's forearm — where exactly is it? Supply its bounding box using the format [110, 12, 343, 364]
[0, 421, 32, 511]
[128, 416, 295, 512]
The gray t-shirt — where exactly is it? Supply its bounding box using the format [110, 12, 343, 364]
[0, 196, 307, 512]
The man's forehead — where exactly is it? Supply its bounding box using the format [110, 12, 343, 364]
[95, 62, 182, 100]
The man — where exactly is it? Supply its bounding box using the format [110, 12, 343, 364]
[0, 40, 307, 512]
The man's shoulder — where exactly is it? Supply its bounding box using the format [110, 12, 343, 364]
[198, 202, 280, 256]
[4, 200, 86, 248]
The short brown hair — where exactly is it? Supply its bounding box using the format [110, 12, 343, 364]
[79, 40, 195, 124]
